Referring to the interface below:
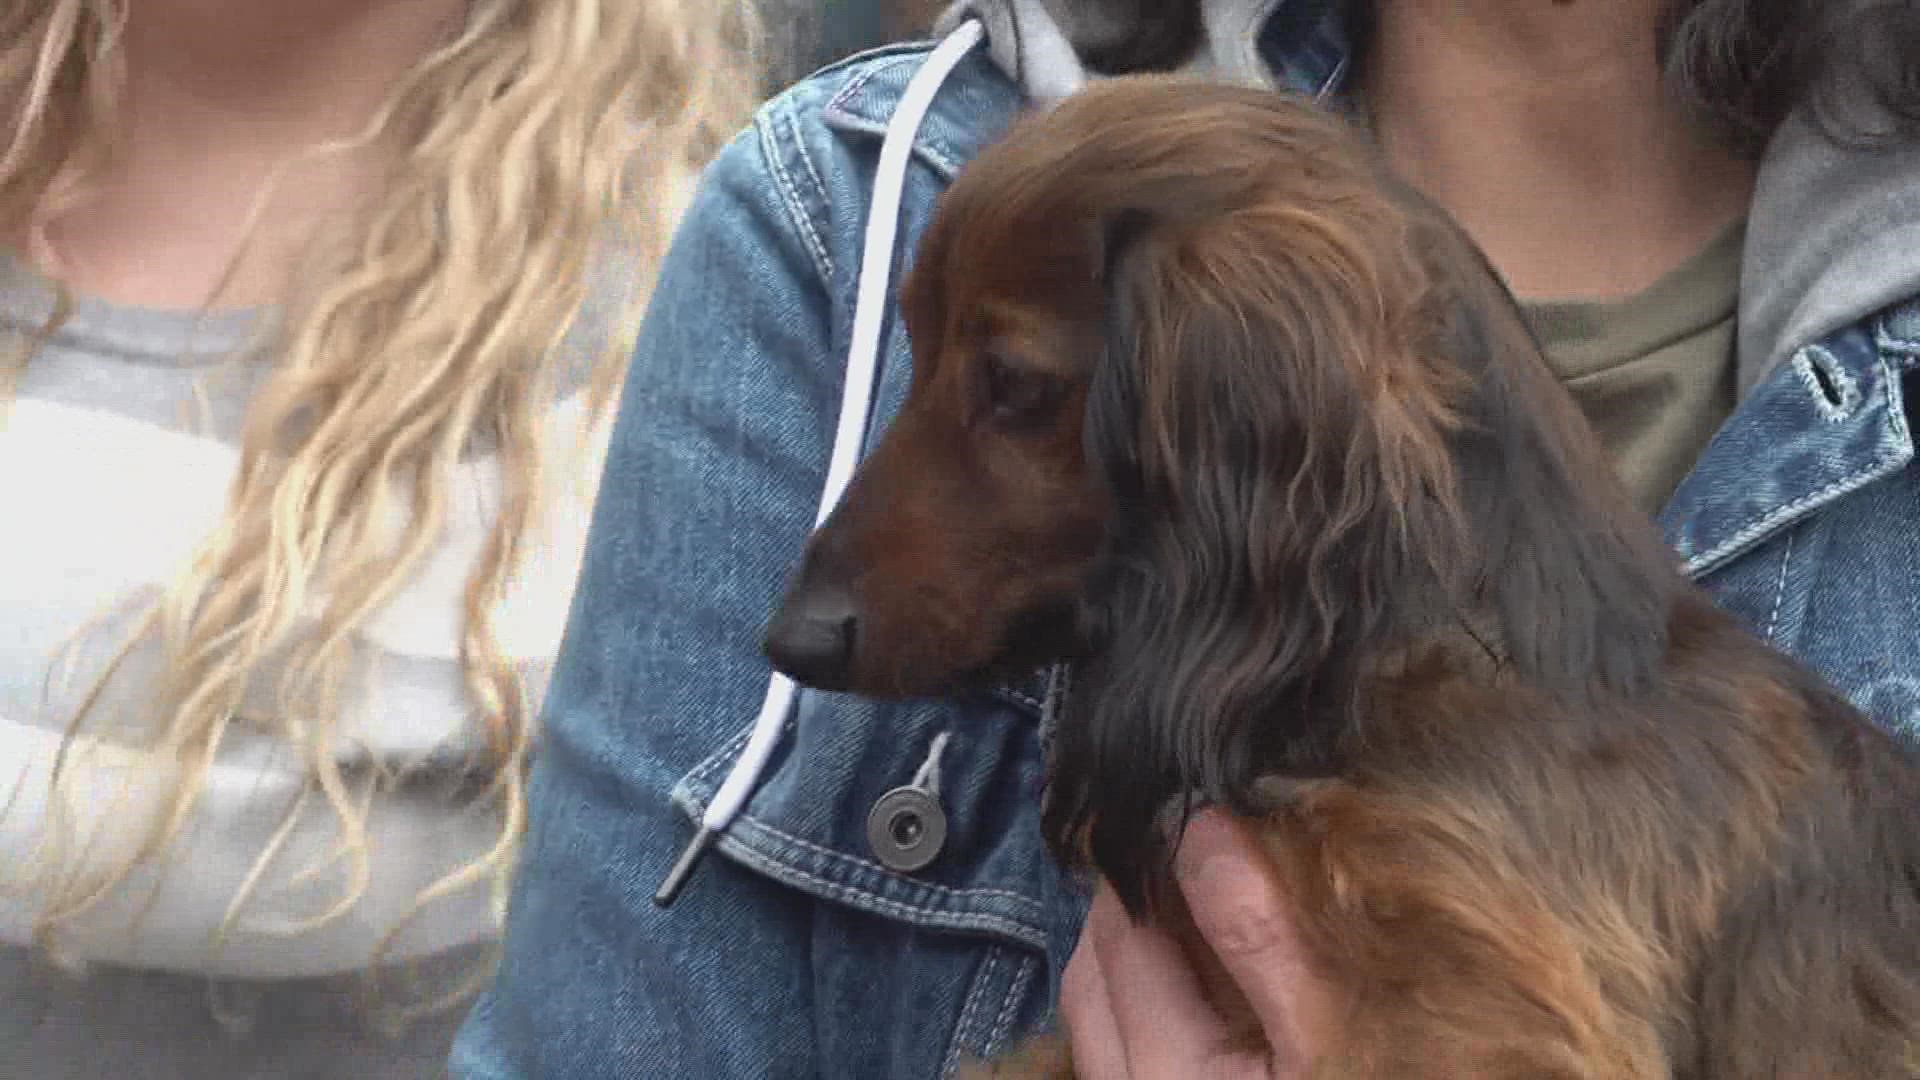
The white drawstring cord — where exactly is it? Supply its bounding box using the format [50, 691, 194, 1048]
[656, 19, 988, 906]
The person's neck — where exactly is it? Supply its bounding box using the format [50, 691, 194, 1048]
[1363, 0, 1756, 302]
[32, 0, 466, 310]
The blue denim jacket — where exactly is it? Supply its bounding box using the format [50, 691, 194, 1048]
[454, 27, 1920, 1080]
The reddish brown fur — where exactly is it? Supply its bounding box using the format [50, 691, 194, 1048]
[767, 77, 1920, 1076]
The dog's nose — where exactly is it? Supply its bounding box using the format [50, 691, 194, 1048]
[764, 585, 859, 691]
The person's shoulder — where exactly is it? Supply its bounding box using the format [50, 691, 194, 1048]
[757, 38, 1027, 183]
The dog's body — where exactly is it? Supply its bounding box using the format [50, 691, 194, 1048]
[764, 77, 1920, 1076]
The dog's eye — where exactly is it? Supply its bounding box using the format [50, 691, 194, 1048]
[981, 351, 1065, 428]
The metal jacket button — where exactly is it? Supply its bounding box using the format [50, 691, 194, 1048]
[867, 785, 947, 873]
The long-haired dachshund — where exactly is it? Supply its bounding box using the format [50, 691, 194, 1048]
[764, 77, 1920, 1076]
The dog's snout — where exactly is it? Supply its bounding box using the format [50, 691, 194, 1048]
[765, 582, 860, 691]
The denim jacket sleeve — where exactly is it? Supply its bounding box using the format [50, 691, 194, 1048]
[451, 48, 1079, 1080]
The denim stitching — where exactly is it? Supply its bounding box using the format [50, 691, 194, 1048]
[736, 815, 1044, 912]
[1763, 528, 1796, 643]
[1880, 328, 1920, 357]
[756, 109, 835, 283]
[1877, 305, 1920, 356]
[1791, 345, 1860, 423]
[806, 43, 939, 88]
[714, 836, 1049, 948]
[941, 947, 1001, 1077]
[1686, 357, 1910, 576]
[822, 54, 969, 179]
[1686, 452, 1898, 576]
[914, 143, 965, 179]
[985, 952, 1037, 1057]
[827, 61, 888, 115]
[1888, 354, 1913, 442]
[783, 107, 832, 230]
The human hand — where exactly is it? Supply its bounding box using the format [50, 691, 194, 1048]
[1058, 810, 1338, 1078]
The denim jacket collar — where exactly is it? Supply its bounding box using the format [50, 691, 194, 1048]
[821, 44, 1022, 182]
[1662, 298, 1920, 577]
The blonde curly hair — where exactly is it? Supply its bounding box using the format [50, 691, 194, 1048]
[0, 0, 757, 999]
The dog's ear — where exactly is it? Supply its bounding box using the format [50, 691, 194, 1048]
[1430, 233, 1680, 698]
[1080, 207, 1153, 505]
[1051, 201, 1475, 915]
[1048, 198, 1681, 915]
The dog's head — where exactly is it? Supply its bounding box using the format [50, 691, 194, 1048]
[766, 78, 1675, 905]
[766, 79, 1459, 695]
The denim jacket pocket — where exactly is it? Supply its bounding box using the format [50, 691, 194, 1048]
[668, 687, 1065, 1074]
[670, 686, 1054, 952]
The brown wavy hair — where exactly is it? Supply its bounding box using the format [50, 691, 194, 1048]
[1657, 0, 1920, 151]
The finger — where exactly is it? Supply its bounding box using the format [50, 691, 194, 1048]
[1061, 890, 1131, 1079]
[1087, 879, 1240, 1076]
[1174, 811, 1338, 1068]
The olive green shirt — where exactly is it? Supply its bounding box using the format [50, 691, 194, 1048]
[1522, 222, 1746, 516]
